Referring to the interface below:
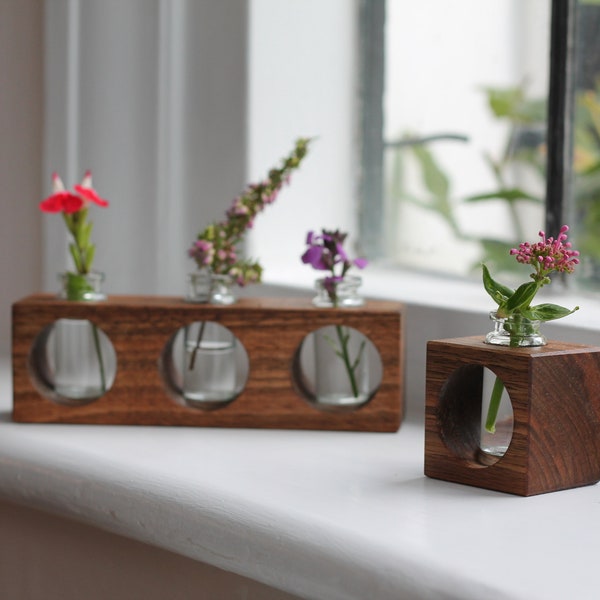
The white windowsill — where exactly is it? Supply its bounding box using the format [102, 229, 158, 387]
[1, 348, 600, 600]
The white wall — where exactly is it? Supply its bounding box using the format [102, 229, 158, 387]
[246, 0, 360, 279]
[42, 0, 248, 297]
[0, 0, 44, 356]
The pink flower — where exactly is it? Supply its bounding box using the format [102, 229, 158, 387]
[509, 225, 579, 280]
[188, 239, 215, 266]
[188, 137, 311, 287]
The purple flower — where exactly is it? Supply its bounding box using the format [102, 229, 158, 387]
[301, 228, 368, 304]
[301, 245, 328, 270]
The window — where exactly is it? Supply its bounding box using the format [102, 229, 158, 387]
[360, 0, 600, 291]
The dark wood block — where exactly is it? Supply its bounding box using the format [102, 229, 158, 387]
[425, 336, 600, 496]
[12, 295, 404, 432]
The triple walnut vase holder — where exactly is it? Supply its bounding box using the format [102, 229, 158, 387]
[12, 294, 404, 432]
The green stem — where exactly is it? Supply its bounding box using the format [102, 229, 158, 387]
[509, 312, 521, 347]
[90, 322, 106, 394]
[188, 321, 206, 370]
[485, 376, 505, 433]
[63, 209, 91, 275]
[335, 324, 360, 398]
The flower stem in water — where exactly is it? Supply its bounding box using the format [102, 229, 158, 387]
[188, 320, 206, 370]
[90, 322, 106, 393]
[333, 324, 365, 398]
[485, 375, 505, 433]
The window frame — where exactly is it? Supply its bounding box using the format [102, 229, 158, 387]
[545, 0, 576, 235]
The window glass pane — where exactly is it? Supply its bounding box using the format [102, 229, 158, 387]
[571, 0, 600, 291]
[382, 0, 550, 281]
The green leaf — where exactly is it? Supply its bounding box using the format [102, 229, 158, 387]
[504, 281, 539, 313]
[464, 188, 541, 204]
[481, 264, 514, 307]
[81, 221, 93, 248]
[522, 303, 579, 322]
[411, 144, 450, 200]
[484, 86, 546, 123]
[476, 239, 521, 275]
[69, 243, 83, 273]
[85, 244, 96, 272]
[486, 86, 524, 118]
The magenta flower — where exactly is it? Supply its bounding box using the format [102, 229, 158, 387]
[483, 224, 580, 325]
[509, 225, 580, 282]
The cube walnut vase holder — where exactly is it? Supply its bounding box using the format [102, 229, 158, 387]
[12, 295, 403, 432]
[425, 336, 600, 496]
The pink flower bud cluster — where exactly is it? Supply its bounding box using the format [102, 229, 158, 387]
[188, 239, 216, 266]
[509, 225, 580, 281]
[188, 138, 310, 286]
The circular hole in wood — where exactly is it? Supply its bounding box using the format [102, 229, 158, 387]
[28, 319, 117, 406]
[438, 365, 513, 466]
[160, 321, 249, 410]
[292, 325, 383, 411]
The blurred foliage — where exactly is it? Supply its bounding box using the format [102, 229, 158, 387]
[573, 81, 600, 284]
[387, 82, 600, 285]
[388, 84, 547, 277]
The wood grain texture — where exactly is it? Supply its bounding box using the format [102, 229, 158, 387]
[12, 295, 404, 432]
[424, 336, 600, 496]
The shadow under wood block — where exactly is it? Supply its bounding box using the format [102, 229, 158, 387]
[12, 295, 404, 432]
[425, 336, 600, 496]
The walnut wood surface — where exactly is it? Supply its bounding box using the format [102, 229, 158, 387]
[424, 336, 600, 496]
[12, 295, 404, 432]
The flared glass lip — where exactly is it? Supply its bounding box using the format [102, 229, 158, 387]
[314, 274, 363, 288]
[488, 310, 542, 326]
[58, 271, 107, 301]
[185, 270, 236, 305]
[313, 275, 364, 308]
[485, 310, 547, 347]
